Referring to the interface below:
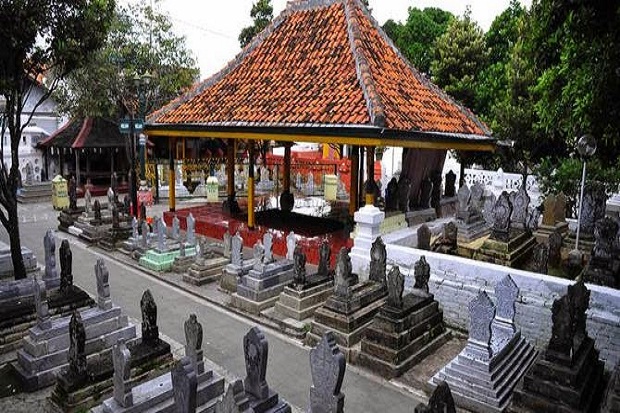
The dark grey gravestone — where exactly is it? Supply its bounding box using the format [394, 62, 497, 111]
[526, 206, 541, 232]
[570, 279, 590, 352]
[223, 232, 232, 259]
[141, 220, 149, 248]
[492, 275, 519, 351]
[186, 213, 196, 246]
[318, 240, 331, 277]
[417, 224, 431, 250]
[112, 338, 133, 407]
[385, 177, 398, 211]
[59, 239, 73, 293]
[467, 291, 495, 361]
[397, 176, 411, 213]
[580, 186, 607, 237]
[44, 229, 57, 281]
[231, 232, 243, 266]
[532, 243, 549, 274]
[418, 176, 433, 209]
[369, 237, 386, 286]
[25, 162, 34, 186]
[215, 381, 240, 413]
[444, 222, 457, 245]
[157, 217, 167, 251]
[334, 247, 354, 297]
[111, 204, 120, 228]
[413, 256, 430, 293]
[483, 193, 496, 226]
[244, 327, 269, 400]
[172, 215, 180, 240]
[95, 258, 112, 310]
[69, 177, 77, 210]
[469, 182, 484, 214]
[309, 331, 346, 413]
[140, 289, 158, 344]
[123, 195, 130, 214]
[34, 277, 51, 329]
[510, 187, 530, 229]
[430, 170, 442, 210]
[414, 381, 456, 413]
[84, 189, 92, 214]
[131, 217, 139, 240]
[172, 357, 198, 413]
[444, 171, 456, 198]
[386, 266, 404, 309]
[184, 314, 203, 374]
[68, 310, 87, 380]
[548, 230, 562, 268]
[94, 200, 102, 221]
[293, 244, 307, 287]
[253, 241, 265, 264]
[263, 232, 274, 263]
[457, 185, 470, 216]
[140, 202, 146, 221]
[593, 217, 618, 260]
[492, 191, 512, 238]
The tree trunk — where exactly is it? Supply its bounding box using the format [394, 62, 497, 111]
[7, 196, 26, 279]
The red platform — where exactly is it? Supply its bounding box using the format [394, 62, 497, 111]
[163, 202, 353, 266]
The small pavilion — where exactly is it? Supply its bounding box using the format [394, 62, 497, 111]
[146, 0, 494, 230]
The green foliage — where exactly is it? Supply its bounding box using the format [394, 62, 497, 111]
[55, 0, 199, 119]
[381, 7, 453, 74]
[238, 0, 274, 48]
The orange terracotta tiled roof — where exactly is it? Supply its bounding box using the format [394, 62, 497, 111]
[149, 0, 491, 139]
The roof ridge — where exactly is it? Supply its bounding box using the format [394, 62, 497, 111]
[39, 117, 78, 147]
[343, 0, 386, 127]
[72, 117, 93, 149]
[359, 3, 491, 135]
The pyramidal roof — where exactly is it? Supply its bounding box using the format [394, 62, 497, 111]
[148, 0, 491, 140]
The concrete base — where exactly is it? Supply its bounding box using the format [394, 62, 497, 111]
[219, 260, 255, 293]
[183, 256, 229, 285]
[273, 279, 334, 321]
[533, 222, 569, 244]
[456, 218, 491, 244]
[139, 247, 195, 272]
[405, 208, 437, 226]
[16, 182, 52, 204]
[474, 230, 537, 268]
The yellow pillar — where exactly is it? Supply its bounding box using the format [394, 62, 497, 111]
[349, 146, 359, 216]
[247, 141, 255, 229]
[169, 138, 176, 212]
[322, 143, 330, 159]
[365, 146, 375, 205]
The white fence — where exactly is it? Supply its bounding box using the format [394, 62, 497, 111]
[464, 168, 542, 206]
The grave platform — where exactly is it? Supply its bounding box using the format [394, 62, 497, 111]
[0, 241, 39, 280]
[533, 222, 569, 244]
[406, 208, 437, 226]
[474, 230, 537, 268]
[16, 182, 52, 204]
[456, 217, 491, 244]
[231, 261, 294, 315]
[306, 280, 386, 360]
[58, 209, 85, 232]
[219, 260, 255, 293]
[183, 255, 228, 285]
[509, 337, 605, 413]
[601, 363, 620, 413]
[357, 291, 451, 379]
[138, 246, 193, 272]
[99, 226, 133, 251]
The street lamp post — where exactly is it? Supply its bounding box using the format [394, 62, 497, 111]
[570, 134, 597, 265]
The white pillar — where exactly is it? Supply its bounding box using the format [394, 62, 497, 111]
[350, 204, 384, 280]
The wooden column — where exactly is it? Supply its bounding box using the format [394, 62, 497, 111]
[247, 141, 255, 229]
[358, 146, 365, 207]
[226, 139, 235, 198]
[349, 145, 359, 216]
[283, 143, 291, 192]
[74, 150, 80, 184]
[365, 146, 375, 205]
[169, 138, 176, 212]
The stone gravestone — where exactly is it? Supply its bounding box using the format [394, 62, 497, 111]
[141, 220, 149, 249]
[68, 310, 87, 380]
[293, 244, 307, 287]
[491, 275, 519, 351]
[386, 266, 404, 308]
[25, 162, 34, 186]
[157, 217, 167, 251]
[223, 232, 232, 259]
[532, 243, 549, 274]
[171, 215, 180, 240]
[483, 193, 496, 226]
[263, 232, 274, 264]
[84, 189, 92, 214]
[140, 289, 158, 344]
[172, 357, 197, 413]
[107, 187, 115, 208]
[306, 172, 315, 195]
[253, 241, 265, 265]
[215, 381, 242, 413]
[397, 176, 411, 213]
[334, 247, 354, 298]
[112, 339, 133, 407]
[418, 176, 433, 209]
[34, 276, 52, 329]
[467, 291, 495, 361]
[510, 188, 530, 230]
[286, 231, 296, 261]
[308, 332, 346, 413]
[131, 217, 139, 240]
[186, 213, 196, 246]
[492, 191, 512, 238]
[444, 170, 456, 198]
[413, 256, 430, 293]
[244, 327, 269, 400]
[547, 230, 562, 268]
[385, 177, 398, 211]
[554, 192, 567, 223]
[59, 239, 73, 292]
[469, 183, 484, 214]
[95, 258, 112, 310]
[369, 237, 386, 286]
[430, 170, 442, 210]
[580, 186, 607, 237]
[526, 206, 541, 232]
[111, 204, 120, 228]
[44, 229, 58, 281]
[593, 217, 617, 260]
[415, 381, 456, 413]
[231, 232, 243, 266]
[542, 194, 556, 226]
[317, 239, 331, 276]
[94, 200, 102, 222]
[417, 224, 431, 250]
[184, 314, 204, 375]
[140, 202, 147, 221]
[456, 185, 470, 217]
[69, 177, 78, 210]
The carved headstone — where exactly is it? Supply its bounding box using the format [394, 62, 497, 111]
[580, 186, 607, 236]
[369, 237, 386, 285]
[542, 194, 556, 226]
[59, 239, 73, 292]
[131, 217, 139, 240]
[244, 327, 269, 400]
[25, 162, 34, 186]
[293, 244, 307, 286]
[494, 274, 518, 336]
[172, 215, 180, 240]
[172, 357, 198, 413]
[510, 188, 530, 229]
[34, 277, 51, 329]
[397, 176, 411, 212]
[468, 291, 495, 360]
[430, 170, 442, 210]
[68, 310, 87, 379]
[111, 204, 120, 228]
[84, 189, 92, 214]
[470, 182, 485, 213]
[263, 232, 274, 263]
[223, 232, 232, 259]
[93, 199, 102, 221]
[334, 247, 354, 297]
[492, 191, 512, 236]
[253, 240, 265, 264]
[414, 381, 456, 413]
[548, 230, 563, 268]
[231, 232, 243, 266]
[215, 381, 241, 413]
[457, 185, 470, 215]
[156, 217, 166, 251]
[186, 213, 196, 246]
[140, 289, 158, 344]
[69, 177, 77, 210]
[141, 220, 149, 248]
[112, 339, 133, 407]
[413, 256, 431, 293]
[385, 177, 398, 211]
[184, 314, 203, 374]
[318, 239, 331, 276]
[417, 224, 431, 250]
[418, 176, 433, 209]
[444, 170, 457, 198]
[107, 187, 115, 208]
[483, 193, 497, 225]
[286, 231, 296, 260]
[444, 222, 457, 245]
[593, 217, 618, 260]
[309, 332, 346, 413]
[43, 229, 57, 281]
[95, 258, 112, 310]
[526, 206, 541, 232]
[532, 243, 549, 274]
[386, 266, 404, 308]
[554, 192, 567, 223]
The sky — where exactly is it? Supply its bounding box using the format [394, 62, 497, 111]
[142, 0, 532, 79]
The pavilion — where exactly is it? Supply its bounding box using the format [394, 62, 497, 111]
[146, 0, 494, 231]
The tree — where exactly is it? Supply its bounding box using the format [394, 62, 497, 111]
[382, 7, 453, 74]
[238, 0, 273, 48]
[0, 0, 115, 280]
[56, 0, 199, 119]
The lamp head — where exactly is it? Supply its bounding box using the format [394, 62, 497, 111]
[576, 134, 596, 158]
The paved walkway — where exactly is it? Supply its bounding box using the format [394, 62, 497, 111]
[0, 199, 424, 412]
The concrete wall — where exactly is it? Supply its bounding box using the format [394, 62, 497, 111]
[353, 241, 620, 370]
